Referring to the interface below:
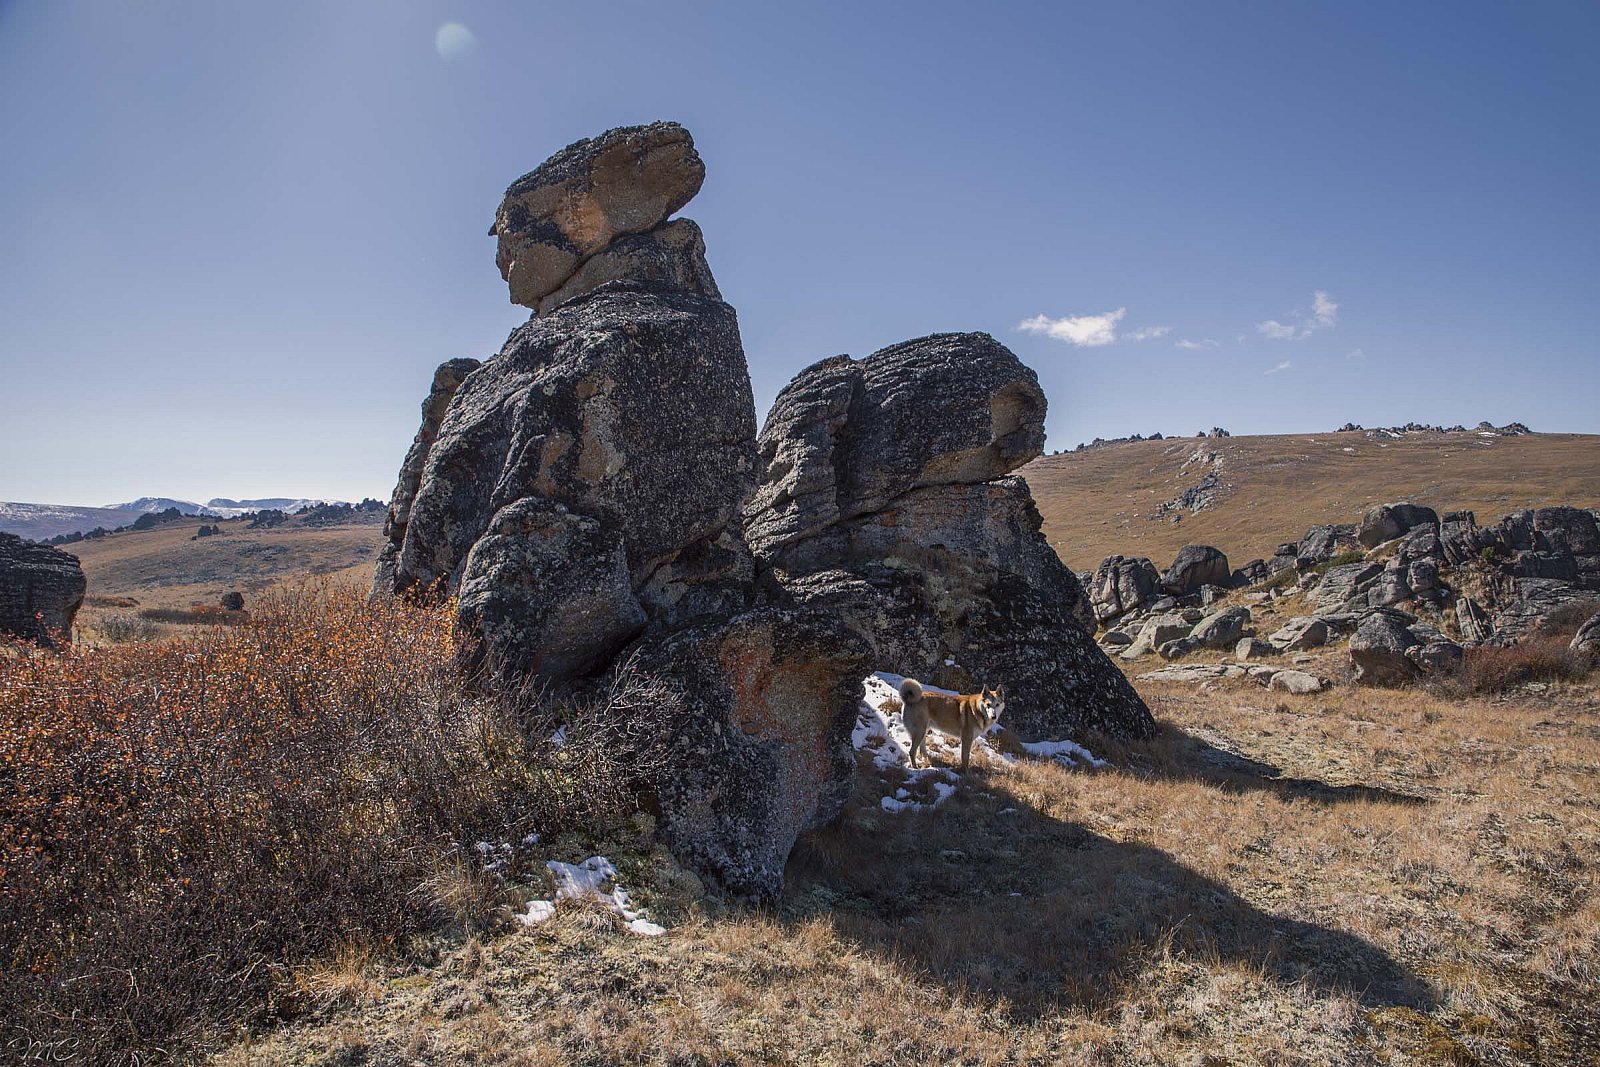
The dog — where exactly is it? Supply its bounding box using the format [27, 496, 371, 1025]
[897, 677, 1005, 772]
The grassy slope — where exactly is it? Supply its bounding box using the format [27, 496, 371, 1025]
[66, 514, 383, 632]
[1023, 430, 1600, 572]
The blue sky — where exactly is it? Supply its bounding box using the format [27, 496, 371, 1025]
[1, 1, 1596, 504]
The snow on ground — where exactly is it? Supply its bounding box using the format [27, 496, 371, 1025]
[516, 855, 664, 936]
[855, 670, 1105, 813]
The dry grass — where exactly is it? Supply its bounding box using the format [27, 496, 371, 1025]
[1023, 430, 1600, 569]
[217, 659, 1600, 1066]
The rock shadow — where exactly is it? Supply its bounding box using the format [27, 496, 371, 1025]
[783, 769, 1435, 1020]
[1108, 723, 1432, 807]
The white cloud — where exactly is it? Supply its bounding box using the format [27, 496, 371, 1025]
[435, 22, 477, 60]
[1018, 308, 1126, 347]
[1346, 347, 1366, 360]
[1125, 325, 1172, 342]
[1264, 360, 1293, 375]
[1256, 290, 1339, 340]
[1175, 338, 1219, 350]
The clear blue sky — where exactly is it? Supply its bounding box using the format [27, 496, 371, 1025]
[2, 1, 1596, 505]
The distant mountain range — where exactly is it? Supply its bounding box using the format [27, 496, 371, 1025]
[0, 496, 351, 541]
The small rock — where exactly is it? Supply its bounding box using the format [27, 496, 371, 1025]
[1268, 616, 1328, 651]
[1349, 612, 1420, 686]
[220, 591, 245, 611]
[1269, 669, 1327, 694]
[1235, 637, 1275, 660]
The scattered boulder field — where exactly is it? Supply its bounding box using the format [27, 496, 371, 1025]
[372, 121, 1152, 901]
[1085, 500, 1600, 690]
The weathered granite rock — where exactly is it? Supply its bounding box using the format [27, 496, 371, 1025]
[1190, 606, 1251, 648]
[1161, 545, 1230, 596]
[375, 357, 482, 594]
[1406, 638, 1464, 676]
[1456, 596, 1494, 643]
[0, 534, 86, 646]
[1268, 669, 1327, 694]
[1534, 506, 1600, 556]
[220, 591, 245, 612]
[1235, 637, 1276, 660]
[1087, 554, 1162, 623]
[1231, 558, 1271, 587]
[535, 218, 719, 315]
[1349, 612, 1421, 685]
[745, 333, 1151, 740]
[1121, 613, 1193, 660]
[1359, 502, 1438, 548]
[1310, 561, 1384, 612]
[381, 288, 758, 656]
[1571, 614, 1600, 664]
[1268, 616, 1329, 652]
[490, 122, 706, 307]
[625, 606, 870, 904]
[745, 335, 1046, 561]
[1297, 523, 1360, 566]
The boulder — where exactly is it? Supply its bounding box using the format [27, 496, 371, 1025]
[0, 533, 86, 646]
[1309, 561, 1384, 612]
[1235, 637, 1276, 660]
[1297, 523, 1359, 565]
[1087, 554, 1162, 623]
[745, 335, 1046, 560]
[220, 591, 245, 612]
[1231, 558, 1271, 587]
[1406, 639, 1464, 676]
[490, 122, 706, 308]
[1190, 605, 1251, 647]
[1161, 545, 1230, 596]
[1571, 614, 1600, 664]
[1534, 506, 1600, 556]
[1268, 616, 1329, 652]
[1349, 612, 1421, 686]
[1359, 502, 1439, 548]
[1268, 669, 1327, 694]
[1120, 613, 1193, 660]
[744, 333, 1150, 740]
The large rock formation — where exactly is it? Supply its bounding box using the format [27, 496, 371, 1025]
[376, 121, 1152, 901]
[0, 533, 86, 646]
[744, 335, 1153, 742]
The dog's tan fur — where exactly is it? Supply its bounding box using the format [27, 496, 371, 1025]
[898, 678, 1005, 772]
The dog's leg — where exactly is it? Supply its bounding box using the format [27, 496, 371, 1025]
[909, 716, 927, 768]
[960, 724, 974, 773]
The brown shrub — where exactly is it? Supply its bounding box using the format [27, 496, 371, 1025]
[0, 582, 654, 1065]
[1456, 635, 1589, 693]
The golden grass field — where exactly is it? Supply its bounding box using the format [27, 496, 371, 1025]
[1023, 430, 1600, 571]
[214, 639, 1600, 1066]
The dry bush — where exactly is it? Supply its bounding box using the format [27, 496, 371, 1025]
[1455, 635, 1589, 693]
[96, 611, 159, 643]
[0, 582, 655, 1065]
[136, 604, 248, 626]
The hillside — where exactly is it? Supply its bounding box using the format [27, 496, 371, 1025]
[66, 510, 384, 625]
[1024, 429, 1600, 572]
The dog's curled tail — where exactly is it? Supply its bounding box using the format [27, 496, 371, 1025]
[898, 677, 924, 704]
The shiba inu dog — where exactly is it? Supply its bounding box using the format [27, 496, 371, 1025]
[898, 678, 1006, 772]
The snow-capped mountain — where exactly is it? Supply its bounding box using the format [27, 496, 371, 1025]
[1, 495, 352, 540]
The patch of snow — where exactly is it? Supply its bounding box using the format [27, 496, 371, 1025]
[548, 725, 567, 747]
[518, 855, 664, 937]
[1019, 738, 1108, 769]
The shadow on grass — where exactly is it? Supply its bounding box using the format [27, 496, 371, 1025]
[1110, 723, 1431, 807]
[783, 751, 1435, 1020]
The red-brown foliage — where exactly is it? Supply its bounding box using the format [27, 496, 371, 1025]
[0, 583, 644, 1064]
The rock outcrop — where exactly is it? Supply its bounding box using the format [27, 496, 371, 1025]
[376, 121, 1150, 902]
[1086, 555, 1162, 624]
[0, 533, 86, 646]
[744, 335, 1152, 742]
[1572, 614, 1600, 665]
[1348, 612, 1421, 685]
[1161, 544, 1229, 596]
